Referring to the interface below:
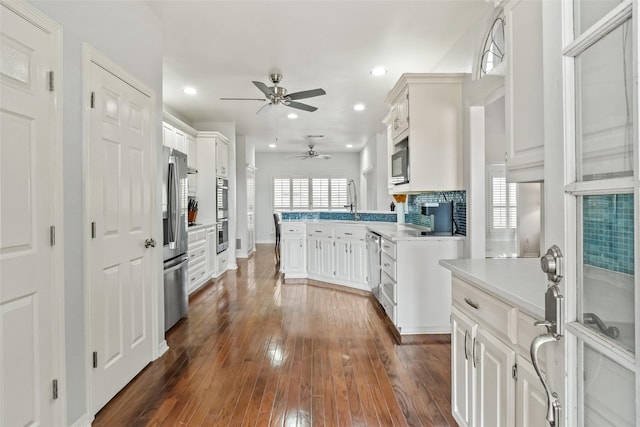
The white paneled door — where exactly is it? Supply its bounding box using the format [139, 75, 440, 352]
[88, 59, 154, 412]
[0, 3, 62, 425]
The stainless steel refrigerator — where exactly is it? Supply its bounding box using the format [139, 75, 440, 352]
[162, 146, 188, 331]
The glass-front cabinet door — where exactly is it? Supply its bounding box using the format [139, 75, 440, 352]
[564, 0, 638, 425]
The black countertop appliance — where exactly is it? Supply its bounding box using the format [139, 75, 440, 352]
[421, 201, 454, 235]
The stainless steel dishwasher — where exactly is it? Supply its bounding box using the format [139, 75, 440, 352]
[366, 231, 381, 300]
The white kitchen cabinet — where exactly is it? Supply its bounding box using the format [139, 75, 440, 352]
[281, 223, 306, 278]
[187, 226, 211, 294]
[162, 114, 196, 157]
[385, 73, 464, 193]
[504, 0, 545, 182]
[216, 249, 228, 276]
[515, 355, 547, 427]
[216, 137, 230, 178]
[450, 274, 549, 427]
[195, 131, 229, 225]
[333, 236, 367, 287]
[186, 135, 196, 169]
[389, 86, 409, 141]
[306, 226, 334, 281]
[451, 309, 476, 427]
[475, 326, 516, 427]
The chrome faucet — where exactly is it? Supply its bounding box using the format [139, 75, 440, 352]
[344, 179, 359, 221]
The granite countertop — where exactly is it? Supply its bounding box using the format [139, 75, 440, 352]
[439, 258, 547, 319]
[366, 223, 466, 242]
[281, 219, 466, 241]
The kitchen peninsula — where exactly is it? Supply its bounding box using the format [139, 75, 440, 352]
[279, 213, 464, 342]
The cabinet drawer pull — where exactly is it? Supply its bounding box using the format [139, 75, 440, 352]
[345, 232, 352, 235]
[464, 297, 479, 310]
[464, 330, 469, 360]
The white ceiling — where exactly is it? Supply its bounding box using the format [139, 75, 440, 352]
[149, 1, 495, 154]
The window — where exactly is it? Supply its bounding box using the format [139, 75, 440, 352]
[330, 178, 348, 209]
[311, 178, 329, 209]
[487, 165, 517, 233]
[273, 177, 352, 210]
[477, 10, 506, 79]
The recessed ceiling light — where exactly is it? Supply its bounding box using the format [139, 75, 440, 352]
[269, 144, 276, 148]
[183, 86, 198, 95]
[346, 144, 353, 148]
[370, 66, 387, 76]
[287, 113, 298, 119]
[353, 103, 365, 111]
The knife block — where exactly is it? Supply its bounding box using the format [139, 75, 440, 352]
[188, 209, 198, 225]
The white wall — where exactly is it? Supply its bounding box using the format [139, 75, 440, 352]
[485, 96, 506, 164]
[234, 136, 256, 258]
[255, 151, 361, 243]
[29, 2, 163, 424]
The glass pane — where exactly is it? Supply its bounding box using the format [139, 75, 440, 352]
[580, 194, 635, 352]
[575, 20, 633, 181]
[480, 14, 505, 77]
[581, 343, 635, 426]
[574, 0, 623, 37]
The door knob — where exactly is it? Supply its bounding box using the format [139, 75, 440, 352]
[145, 238, 156, 248]
[541, 245, 563, 284]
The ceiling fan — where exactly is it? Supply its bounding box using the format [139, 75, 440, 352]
[221, 73, 326, 114]
[288, 144, 332, 160]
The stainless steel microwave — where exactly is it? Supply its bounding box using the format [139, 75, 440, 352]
[391, 145, 409, 185]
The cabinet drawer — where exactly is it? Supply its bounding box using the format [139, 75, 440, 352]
[217, 250, 228, 271]
[189, 262, 207, 285]
[452, 276, 517, 343]
[188, 229, 206, 243]
[517, 311, 548, 367]
[380, 292, 396, 325]
[381, 238, 396, 259]
[307, 226, 332, 237]
[381, 252, 396, 281]
[188, 240, 206, 264]
[334, 227, 366, 239]
[281, 223, 305, 234]
[381, 271, 396, 303]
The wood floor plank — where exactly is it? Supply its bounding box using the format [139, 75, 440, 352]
[92, 245, 454, 427]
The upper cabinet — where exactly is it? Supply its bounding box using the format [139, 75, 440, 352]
[186, 134, 196, 169]
[216, 137, 230, 178]
[162, 112, 197, 158]
[504, 0, 545, 182]
[389, 86, 409, 141]
[385, 73, 464, 193]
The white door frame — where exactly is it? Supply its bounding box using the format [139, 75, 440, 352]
[81, 43, 162, 417]
[0, 1, 66, 424]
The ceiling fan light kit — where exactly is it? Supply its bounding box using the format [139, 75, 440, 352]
[221, 73, 326, 114]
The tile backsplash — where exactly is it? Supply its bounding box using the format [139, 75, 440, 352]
[405, 191, 466, 235]
[280, 211, 397, 222]
[583, 194, 634, 275]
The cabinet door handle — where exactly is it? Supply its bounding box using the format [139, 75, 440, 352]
[345, 232, 352, 235]
[463, 330, 469, 360]
[464, 297, 479, 310]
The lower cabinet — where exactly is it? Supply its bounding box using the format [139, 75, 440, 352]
[206, 226, 216, 277]
[281, 223, 306, 278]
[451, 275, 547, 427]
[187, 225, 214, 294]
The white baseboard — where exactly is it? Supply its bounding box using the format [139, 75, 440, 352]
[69, 412, 92, 427]
[155, 340, 169, 360]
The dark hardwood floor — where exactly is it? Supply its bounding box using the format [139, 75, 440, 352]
[93, 244, 455, 426]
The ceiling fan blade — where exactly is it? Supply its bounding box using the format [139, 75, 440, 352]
[287, 88, 326, 100]
[286, 101, 318, 112]
[317, 154, 332, 159]
[220, 97, 266, 101]
[287, 154, 311, 158]
[256, 103, 273, 115]
[253, 81, 274, 97]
